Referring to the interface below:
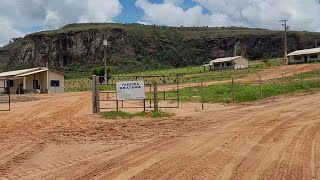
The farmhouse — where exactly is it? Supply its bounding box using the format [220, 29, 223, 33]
[205, 56, 249, 70]
[0, 67, 64, 94]
[287, 47, 320, 64]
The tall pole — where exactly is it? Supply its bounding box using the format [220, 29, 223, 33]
[279, 19, 289, 65]
[103, 40, 108, 83]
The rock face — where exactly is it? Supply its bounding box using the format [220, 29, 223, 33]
[1, 24, 320, 75]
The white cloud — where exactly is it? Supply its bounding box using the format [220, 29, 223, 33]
[44, 10, 63, 29]
[0, 18, 24, 47]
[79, 0, 122, 23]
[135, 0, 212, 27]
[0, 0, 123, 47]
[136, 0, 320, 31]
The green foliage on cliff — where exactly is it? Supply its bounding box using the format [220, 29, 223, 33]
[1, 23, 320, 77]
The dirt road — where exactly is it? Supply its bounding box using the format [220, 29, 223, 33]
[1, 89, 320, 179]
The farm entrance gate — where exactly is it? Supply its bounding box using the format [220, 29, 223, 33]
[92, 75, 180, 113]
[0, 81, 10, 111]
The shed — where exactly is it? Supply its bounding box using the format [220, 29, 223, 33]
[0, 67, 64, 94]
[207, 56, 249, 70]
[287, 48, 320, 64]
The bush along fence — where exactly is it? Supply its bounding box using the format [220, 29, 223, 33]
[159, 70, 320, 110]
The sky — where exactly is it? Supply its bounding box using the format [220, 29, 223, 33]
[1, 0, 320, 47]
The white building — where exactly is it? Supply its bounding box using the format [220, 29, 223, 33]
[287, 48, 320, 64]
[0, 67, 64, 94]
[205, 56, 249, 70]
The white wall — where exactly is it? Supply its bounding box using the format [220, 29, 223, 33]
[290, 53, 319, 63]
[234, 57, 249, 69]
[48, 71, 64, 93]
[0, 80, 5, 93]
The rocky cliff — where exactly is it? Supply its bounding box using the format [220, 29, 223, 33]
[1, 23, 320, 78]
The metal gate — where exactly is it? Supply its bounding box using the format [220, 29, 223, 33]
[92, 75, 180, 113]
[0, 81, 10, 111]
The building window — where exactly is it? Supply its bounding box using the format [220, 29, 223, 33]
[7, 80, 13, 87]
[51, 80, 60, 87]
[310, 55, 318, 59]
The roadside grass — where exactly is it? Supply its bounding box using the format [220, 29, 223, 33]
[102, 110, 173, 119]
[279, 70, 320, 81]
[160, 79, 320, 103]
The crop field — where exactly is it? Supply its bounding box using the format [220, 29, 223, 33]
[2, 63, 320, 179]
[65, 60, 282, 92]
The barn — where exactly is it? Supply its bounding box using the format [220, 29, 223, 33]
[205, 56, 249, 70]
[287, 47, 320, 64]
[0, 67, 64, 94]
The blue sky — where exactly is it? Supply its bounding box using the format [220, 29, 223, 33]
[0, 0, 320, 47]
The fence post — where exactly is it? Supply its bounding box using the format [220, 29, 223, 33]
[259, 75, 263, 98]
[177, 75, 180, 108]
[201, 81, 204, 110]
[92, 75, 100, 113]
[153, 82, 159, 112]
[116, 100, 119, 111]
[232, 77, 235, 104]
[300, 72, 303, 83]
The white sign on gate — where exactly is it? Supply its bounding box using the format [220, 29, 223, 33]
[116, 81, 145, 101]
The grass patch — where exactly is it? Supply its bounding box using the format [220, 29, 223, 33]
[161, 79, 320, 103]
[279, 70, 320, 81]
[102, 110, 173, 119]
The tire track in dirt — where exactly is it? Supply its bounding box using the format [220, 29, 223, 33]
[0, 142, 48, 178]
[2, 86, 320, 179]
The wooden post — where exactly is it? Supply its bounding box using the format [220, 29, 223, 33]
[259, 75, 263, 98]
[201, 81, 204, 110]
[300, 72, 303, 83]
[153, 82, 159, 112]
[143, 99, 146, 111]
[116, 100, 119, 111]
[92, 75, 100, 113]
[232, 77, 235, 104]
[177, 75, 180, 108]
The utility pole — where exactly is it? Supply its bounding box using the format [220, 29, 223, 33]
[234, 42, 239, 57]
[103, 40, 108, 83]
[279, 19, 289, 65]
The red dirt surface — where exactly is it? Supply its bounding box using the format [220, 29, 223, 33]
[1, 64, 320, 179]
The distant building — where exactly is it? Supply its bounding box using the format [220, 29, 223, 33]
[287, 48, 320, 64]
[204, 56, 249, 70]
[0, 67, 64, 94]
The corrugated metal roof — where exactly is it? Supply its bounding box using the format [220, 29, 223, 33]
[209, 56, 242, 63]
[287, 48, 320, 56]
[16, 69, 48, 77]
[0, 67, 48, 77]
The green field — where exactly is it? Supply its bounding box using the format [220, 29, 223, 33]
[159, 79, 320, 103]
[65, 59, 282, 92]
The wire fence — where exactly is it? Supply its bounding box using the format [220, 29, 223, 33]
[161, 70, 320, 109]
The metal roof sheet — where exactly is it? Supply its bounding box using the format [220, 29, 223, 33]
[287, 48, 320, 56]
[209, 56, 242, 63]
[16, 69, 48, 77]
[0, 67, 48, 77]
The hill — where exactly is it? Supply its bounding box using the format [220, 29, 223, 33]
[1, 23, 320, 78]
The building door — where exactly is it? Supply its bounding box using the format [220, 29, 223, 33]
[33, 80, 39, 89]
[304, 56, 308, 62]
